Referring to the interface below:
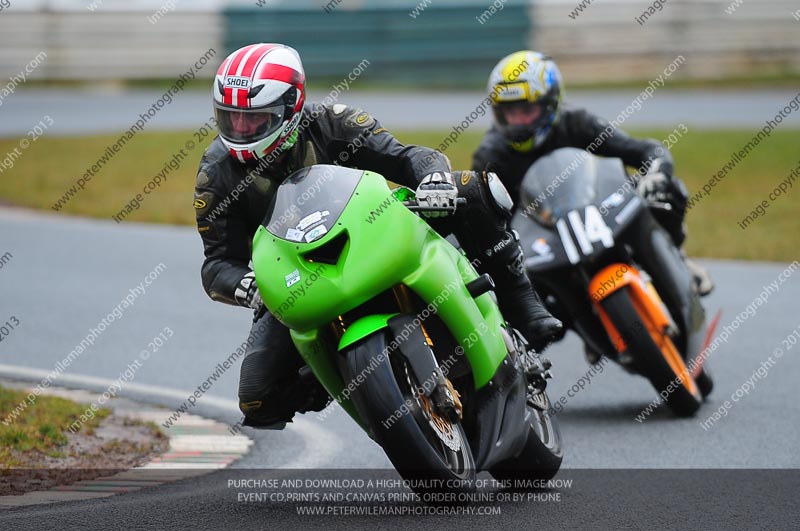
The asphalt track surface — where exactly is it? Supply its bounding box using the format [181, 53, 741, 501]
[1, 88, 799, 138]
[0, 208, 798, 529]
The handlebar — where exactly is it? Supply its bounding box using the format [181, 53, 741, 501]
[648, 201, 673, 211]
[402, 198, 467, 212]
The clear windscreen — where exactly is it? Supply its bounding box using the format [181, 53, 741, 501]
[519, 148, 600, 226]
[263, 165, 362, 243]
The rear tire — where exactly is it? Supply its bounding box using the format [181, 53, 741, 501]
[602, 288, 702, 417]
[343, 331, 475, 494]
[489, 390, 563, 483]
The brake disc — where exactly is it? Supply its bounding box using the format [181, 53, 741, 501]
[404, 364, 462, 452]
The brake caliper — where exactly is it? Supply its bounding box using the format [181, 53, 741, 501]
[432, 377, 462, 424]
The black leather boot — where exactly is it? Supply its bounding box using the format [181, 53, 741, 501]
[480, 231, 563, 351]
[684, 255, 714, 297]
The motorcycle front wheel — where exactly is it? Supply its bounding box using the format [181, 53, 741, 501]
[342, 330, 475, 494]
[602, 287, 703, 416]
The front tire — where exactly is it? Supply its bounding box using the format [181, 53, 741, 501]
[343, 331, 475, 493]
[602, 288, 703, 417]
[696, 367, 714, 398]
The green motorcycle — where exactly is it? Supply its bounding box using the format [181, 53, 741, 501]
[252, 164, 563, 491]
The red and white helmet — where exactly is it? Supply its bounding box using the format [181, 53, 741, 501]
[213, 43, 306, 162]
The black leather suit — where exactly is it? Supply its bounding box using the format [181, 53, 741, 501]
[472, 107, 688, 245]
[194, 103, 535, 427]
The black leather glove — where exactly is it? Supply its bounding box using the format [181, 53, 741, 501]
[637, 158, 686, 212]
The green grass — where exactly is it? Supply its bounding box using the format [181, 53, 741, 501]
[0, 385, 109, 466]
[0, 128, 797, 261]
[24, 69, 800, 91]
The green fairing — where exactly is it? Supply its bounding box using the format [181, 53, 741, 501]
[252, 167, 507, 428]
[337, 313, 398, 351]
[391, 186, 416, 202]
[289, 327, 365, 428]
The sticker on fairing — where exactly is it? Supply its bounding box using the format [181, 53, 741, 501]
[286, 228, 305, 242]
[304, 225, 328, 242]
[526, 237, 555, 266]
[531, 238, 553, 256]
[285, 269, 301, 288]
[297, 212, 324, 231]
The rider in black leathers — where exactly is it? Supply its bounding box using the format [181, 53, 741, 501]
[473, 51, 712, 295]
[194, 43, 562, 429]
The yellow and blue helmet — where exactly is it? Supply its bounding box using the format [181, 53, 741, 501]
[487, 51, 563, 152]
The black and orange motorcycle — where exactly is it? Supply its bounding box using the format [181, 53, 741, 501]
[511, 148, 715, 416]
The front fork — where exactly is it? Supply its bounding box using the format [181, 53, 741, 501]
[587, 263, 701, 397]
[588, 263, 674, 353]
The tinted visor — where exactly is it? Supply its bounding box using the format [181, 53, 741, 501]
[214, 104, 285, 144]
[493, 101, 544, 127]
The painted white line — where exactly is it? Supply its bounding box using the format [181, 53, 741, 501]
[0, 363, 239, 410]
[0, 379, 253, 508]
[0, 364, 344, 469]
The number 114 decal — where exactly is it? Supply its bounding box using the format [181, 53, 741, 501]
[555, 205, 614, 264]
